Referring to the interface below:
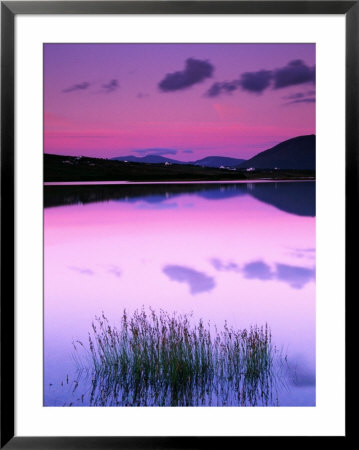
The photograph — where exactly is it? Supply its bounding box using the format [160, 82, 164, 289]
[43, 43, 316, 407]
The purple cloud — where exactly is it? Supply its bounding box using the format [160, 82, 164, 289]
[283, 90, 316, 105]
[159, 58, 214, 92]
[273, 60, 315, 89]
[132, 148, 178, 156]
[206, 80, 241, 97]
[62, 82, 90, 93]
[240, 70, 273, 93]
[205, 60, 315, 97]
[287, 98, 316, 104]
[102, 79, 119, 93]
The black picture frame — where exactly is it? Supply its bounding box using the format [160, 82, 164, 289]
[1, 1, 355, 447]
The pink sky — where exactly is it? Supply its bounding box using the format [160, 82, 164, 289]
[44, 43, 315, 160]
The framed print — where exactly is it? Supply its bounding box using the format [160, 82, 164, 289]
[1, 1, 355, 447]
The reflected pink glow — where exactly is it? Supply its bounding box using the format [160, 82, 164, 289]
[45, 194, 315, 374]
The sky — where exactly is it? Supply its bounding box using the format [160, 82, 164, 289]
[44, 43, 315, 161]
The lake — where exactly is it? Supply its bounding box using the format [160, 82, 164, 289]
[44, 181, 315, 406]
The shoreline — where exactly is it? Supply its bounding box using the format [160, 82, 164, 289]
[44, 178, 315, 186]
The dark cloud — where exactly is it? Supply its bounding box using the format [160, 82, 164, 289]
[287, 98, 316, 105]
[205, 83, 222, 97]
[182, 149, 194, 154]
[132, 148, 178, 156]
[102, 79, 119, 93]
[283, 89, 316, 105]
[68, 266, 94, 275]
[206, 71, 272, 96]
[205, 60, 315, 97]
[159, 58, 214, 92]
[163, 265, 215, 294]
[284, 92, 306, 100]
[240, 70, 273, 93]
[273, 60, 315, 89]
[62, 82, 90, 93]
[275, 263, 315, 289]
[206, 80, 241, 97]
[242, 261, 273, 280]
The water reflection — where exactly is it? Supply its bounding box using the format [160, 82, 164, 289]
[71, 367, 284, 407]
[106, 265, 122, 278]
[44, 181, 315, 217]
[287, 356, 316, 388]
[242, 261, 273, 280]
[68, 266, 95, 276]
[212, 258, 315, 289]
[163, 265, 216, 294]
[275, 264, 315, 289]
[210, 258, 240, 273]
[136, 202, 178, 210]
[290, 248, 316, 260]
[44, 181, 316, 406]
[67, 310, 288, 407]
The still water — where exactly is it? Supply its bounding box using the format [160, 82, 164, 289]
[44, 182, 315, 406]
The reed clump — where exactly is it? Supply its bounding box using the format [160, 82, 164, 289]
[73, 308, 285, 406]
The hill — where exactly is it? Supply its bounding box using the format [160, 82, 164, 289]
[44, 153, 314, 182]
[44, 154, 246, 182]
[192, 156, 245, 168]
[112, 154, 245, 168]
[238, 135, 315, 170]
[111, 155, 186, 165]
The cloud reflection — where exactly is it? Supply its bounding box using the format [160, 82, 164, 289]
[275, 263, 315, 289]
[210, 258, 240, 273]
[163, 265, 215, 294]
[290, 247, 316, 260]
[212, 258, 315, 289]
[242, 260, 315, 289]
[68, 266, 94, 276]
[107, 265, 122, 278]
[136, 202, 178, 210]
[242, 261, 273, 280]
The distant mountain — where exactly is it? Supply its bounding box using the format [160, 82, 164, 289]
[191, 156, 245, 168]
[111, 154, 245, 168]
[111, 155, 186, 165]
[238, 135, 315, 170]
